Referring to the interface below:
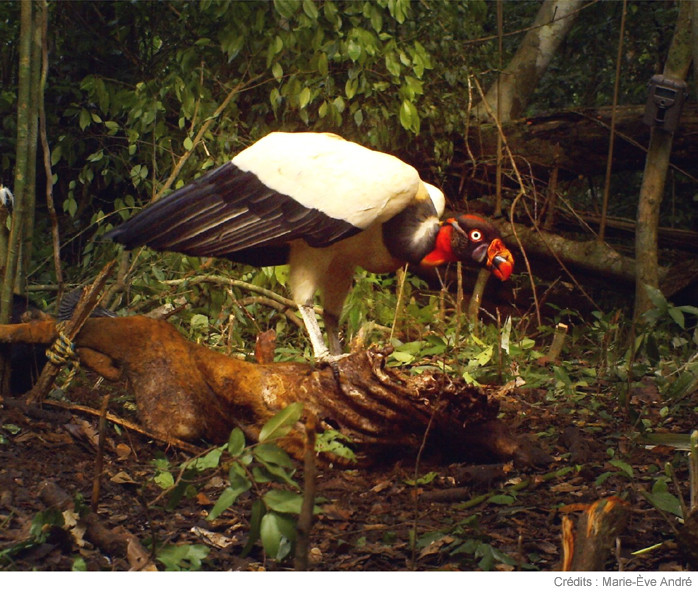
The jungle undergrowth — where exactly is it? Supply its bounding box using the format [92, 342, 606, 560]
[38, 251, 698, 570]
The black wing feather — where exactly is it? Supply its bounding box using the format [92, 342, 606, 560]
[105, 162, 361, 262]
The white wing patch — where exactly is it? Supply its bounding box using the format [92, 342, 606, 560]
[232, 132, 421, 229]
[424, 183, 445, 217]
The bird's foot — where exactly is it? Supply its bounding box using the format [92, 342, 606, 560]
[315, 352, 352, 365]
[315, 352, 352, 389]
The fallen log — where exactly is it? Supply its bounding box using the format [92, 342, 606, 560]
[0, 315, 545, 467]
[457, 105, 698, 180]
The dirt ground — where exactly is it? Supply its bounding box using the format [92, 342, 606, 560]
[0, 371, 694, 572]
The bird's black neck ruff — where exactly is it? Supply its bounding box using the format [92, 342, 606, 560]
[382, 199, 440, 264]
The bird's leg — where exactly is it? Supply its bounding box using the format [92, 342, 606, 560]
[297, 304, 330, 361]
[298, 304, 344, 387]
[323, 311, 343, 356]
[319, 262, 353, 361]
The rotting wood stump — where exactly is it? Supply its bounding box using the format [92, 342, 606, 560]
[0, 315, 545, 466]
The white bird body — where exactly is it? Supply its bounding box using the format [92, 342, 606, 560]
[232, 132, 430, 230]
[106, 132, 513, 363]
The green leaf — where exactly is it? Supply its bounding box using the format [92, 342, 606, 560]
[385, 53, 401, 77]
[259, 402, 303, 442]
[254, 443, 295, 468]
[390, 350, 414, 364]
[403, 75, 423, 99]
[388, 0, 410, 23]
[228, 427, 246, 457]
[644, 432, 692, 450]
[51, 145, 62, 166]
[318, 100, 328, 118]
[157, 543, 209, 571]
[315, 430, 356, 461]
[272, 62, 283, 82]
[269, 87, 282, 112]
[404, 471, 438, 486]
[190, 313, 209, 332]
[263, 489, 304, 514]
[63, 196, 78, 218]
[2, 424, 21, 435]
[254, 443, 298, 488]
[186, 446, 223, 471]
[79, 109, 91, 130]
[298, 87, 311, 110]
[104, 120, 119, 134]
[474, 344, 493, 367]
[273, 0, 298, 19]
[487, 494, 515, 505]
[668, 307, 685, 329]
[242, 499, 265, 557]
[207, 474, 252, 521]
[183, 137, 194, 151]
[317, 52, 328, 76]
[347, 39, 362, 62]
[260, 511, 296, 560]
[609, 459, 634, 478]
[302, 0, 319, 19]
[87, 149, 104, 163]
[30, 508, 64, 543]
[399, 99, 419, 134]
[643, 490, 683, 518]
[369, 5, 383, 32]
[154, 471, 175, 489]
[274, 264, 289, 286]
[333, 96, 345, 113]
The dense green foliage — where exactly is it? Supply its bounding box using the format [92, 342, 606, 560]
[0, 0, 691, 405]
[0, 1, 683, 292]
[2, 1, 698, 571]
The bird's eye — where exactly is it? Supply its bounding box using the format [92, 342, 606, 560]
[469, 230, 483, 241]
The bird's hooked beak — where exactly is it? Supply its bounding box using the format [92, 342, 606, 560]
[486, 238, 514, 281]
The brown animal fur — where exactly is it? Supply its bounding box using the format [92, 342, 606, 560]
[0, 316, 544, 466]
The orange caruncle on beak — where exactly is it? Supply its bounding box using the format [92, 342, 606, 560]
[487, 238, 514, 281]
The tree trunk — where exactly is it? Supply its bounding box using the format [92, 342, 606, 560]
[693, 1, 698, 100]
[16, 1, 42, 295]
[634, 1, 694, 319]
[472, 0, 584, 123]
[0, 0, 36, 396]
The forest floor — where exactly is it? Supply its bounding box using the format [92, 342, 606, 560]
[0, 368, 695, 573]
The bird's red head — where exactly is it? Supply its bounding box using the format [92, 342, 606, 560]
[420, 214, 514, 281]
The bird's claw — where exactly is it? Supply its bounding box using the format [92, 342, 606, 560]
[315, 353, 351, 390]
[316, 352, 352, 365]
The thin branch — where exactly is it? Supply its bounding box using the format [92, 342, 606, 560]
[599, 0, 627, 242]
[38, 0, 64, 303]
[152, 75, 262, 203]
[294, 413, 318, 571]
[91, 394, 111, 512]
[163, 274, 321, 313]
[44, 399, 203, 455]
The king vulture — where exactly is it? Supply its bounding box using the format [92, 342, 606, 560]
[106, 132, 514, 363]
